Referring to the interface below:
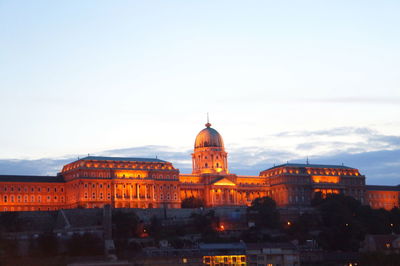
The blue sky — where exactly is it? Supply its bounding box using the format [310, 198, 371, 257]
[0, 1, 400, 184]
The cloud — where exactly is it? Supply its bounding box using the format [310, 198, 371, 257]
[0, 128, 399, 186]
[0, 158, 70, 176]
[303, 149, 400, 186]
[277, 127, 375, 137]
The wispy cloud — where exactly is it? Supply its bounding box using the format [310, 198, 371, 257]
[276, 127, 374, 137]
[0, 127, 399, 185]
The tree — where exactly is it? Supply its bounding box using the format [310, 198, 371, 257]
[181, 196, 205, 208]
[190, 210, 220, 241]
[248, 197, 280, 229]
[112, 210, 140, 239]
[148, 215, 163, 239]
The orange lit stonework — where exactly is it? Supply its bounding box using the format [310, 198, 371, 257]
[0, 122, 398, 212]
[365, 186, 400, 210]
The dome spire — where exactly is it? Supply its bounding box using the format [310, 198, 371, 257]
[205, 112, 211, 128]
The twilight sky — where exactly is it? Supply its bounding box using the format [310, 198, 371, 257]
[0, 1, 400, 185]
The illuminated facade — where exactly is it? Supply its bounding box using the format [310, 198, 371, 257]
[0, 121, 398, 212]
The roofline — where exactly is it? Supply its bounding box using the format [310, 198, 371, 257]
[366, 185, 400, 191]
[68, 156, 168, 164]
[264, 163, 355, 171]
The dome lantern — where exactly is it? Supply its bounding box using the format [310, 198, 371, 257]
[192, 121, 228, 175]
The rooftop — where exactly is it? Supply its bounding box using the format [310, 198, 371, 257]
[75, 156, 167, 163]
[266, 163, 355, 171]
[366, 185, 400, 191]
[199, 242, 246, 250]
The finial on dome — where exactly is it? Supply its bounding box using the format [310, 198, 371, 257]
[205, 112, 211, 128]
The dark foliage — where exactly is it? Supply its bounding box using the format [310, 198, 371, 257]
[360, 252, 400, 266]
[190, 210, 220, 241]
[181, 196, 205, 208]
[112, 210, 140, 239]
[148, 215, 163, 239]
[301, 193, 400, 251]
[248, 196, 280, 229]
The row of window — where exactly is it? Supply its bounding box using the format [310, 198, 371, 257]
[1, 194, 65, 203]
[368, 193, 398, 199]
[0, 186, 64, 193]
[82, 192, 178, 201]
[83, 183, 110, 189]
[264, 169, 359, 177]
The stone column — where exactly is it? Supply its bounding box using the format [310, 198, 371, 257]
[137, 184, 140, 200]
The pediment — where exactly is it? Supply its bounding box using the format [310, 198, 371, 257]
[212, 177, 236, 186]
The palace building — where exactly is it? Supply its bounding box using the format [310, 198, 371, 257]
[0, 121, 399, 212]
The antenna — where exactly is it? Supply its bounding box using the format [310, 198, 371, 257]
[205, 112, 211, 128]
[306, 156, 309, 165]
